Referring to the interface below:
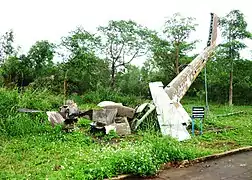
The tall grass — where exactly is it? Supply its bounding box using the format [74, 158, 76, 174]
[2, 88, 241, 179]
[70, 88, 147, 107]
[0, 130, 211, 179]
[0, 88, 63, 137]
[0, 87, 146, 137]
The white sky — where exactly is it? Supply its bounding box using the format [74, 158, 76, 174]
[1, 0, 252, 66]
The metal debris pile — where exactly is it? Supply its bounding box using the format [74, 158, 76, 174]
[46, 100, 155, 135]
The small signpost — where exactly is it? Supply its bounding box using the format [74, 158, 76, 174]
[192, 107, 205, 136]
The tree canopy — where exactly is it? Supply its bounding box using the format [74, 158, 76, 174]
[1, 10, 252, 105]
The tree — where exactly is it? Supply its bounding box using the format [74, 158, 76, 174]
[97, 20, 154, 87]
[60, 28, 110, 94]
[116, 64, 147, 96]
[219, 10, 252, 106]
[1, 56, 21, 87]
[163, 13, 198, 75]
[0, 30, 16, 64]
[148, 35, 176, 84]
[27, 40, 55, 78]
[62, 52, 110, 94]
[61, 27, 101, 58]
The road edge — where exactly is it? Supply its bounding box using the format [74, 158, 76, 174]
[106, 146, 252, 180]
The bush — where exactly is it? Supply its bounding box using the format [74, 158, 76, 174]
[71, 88, 146, 107]
[61, 133, 210, 179]
[0, 88, 63, 137]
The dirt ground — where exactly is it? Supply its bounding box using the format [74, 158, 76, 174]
[125, 151, 252, 180]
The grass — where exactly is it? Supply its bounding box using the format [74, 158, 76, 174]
[1, 88, 252, 179]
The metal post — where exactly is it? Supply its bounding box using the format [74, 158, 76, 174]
[200, 118, 203, 135]
[192, 117, 195, 136]
[204, 66, 209, 115]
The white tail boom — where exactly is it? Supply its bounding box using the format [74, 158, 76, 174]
[149, 13, 219, 141]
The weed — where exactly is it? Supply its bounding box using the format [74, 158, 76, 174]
[1, 88, 252, 179]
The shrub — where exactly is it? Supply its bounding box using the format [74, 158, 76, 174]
[72, 88, 146, 107]
[62, 133, 210, 179]
[0, 88, 63, 137]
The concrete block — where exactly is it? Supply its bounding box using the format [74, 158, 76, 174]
[102, 105, 135, 119]
[114, 117, 131, 135]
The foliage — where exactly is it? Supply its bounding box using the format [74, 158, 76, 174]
[0, 30, 16, 64]
[59, 28, 110, 94]
[72, 87, 146, 107]
[61, 27, 101, 57]
[163, 12, 198, 75]
[1, 91, 252, 179]
[219, 9, 252, 105]
[0, 88, 63, 137]
[97, 20, 155, 87]
[0, 11, 252, 104]
[148, 36, 175, 84]
[63, 53, 110, 94]
[116, 64, 149, 97]
[27, 40, 55, 78]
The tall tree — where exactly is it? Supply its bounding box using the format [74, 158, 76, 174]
[27, 40, 55, 78]
[60, 28, 110, 94]
[97, 20, 154, 87]
[61, 27, 100, 58]
[116, 64, 146, 96]
[163, 12, 198, 75]
[0, 30, 16, 64]
[149, 35, 176, 84]
[219, 10, 252, 105]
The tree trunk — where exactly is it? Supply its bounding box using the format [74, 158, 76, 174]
[228, 27, 233, 106]
[228, 69, 233, 106]
[111, 61, 115, 87]
[175, 45, 179, 75]
[64, 79, 67, 104]
[64, 71, 68, 104]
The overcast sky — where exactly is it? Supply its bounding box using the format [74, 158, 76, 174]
[1, 0, 252, 65]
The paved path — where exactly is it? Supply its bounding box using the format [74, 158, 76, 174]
[126, 151, 252, 180]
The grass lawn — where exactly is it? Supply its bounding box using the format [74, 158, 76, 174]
[1, 102, 252, 179]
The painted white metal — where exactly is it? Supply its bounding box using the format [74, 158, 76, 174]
[133, 103, 156, 130]
[149, 13, 219, 141]
[149, 82, 191, 141]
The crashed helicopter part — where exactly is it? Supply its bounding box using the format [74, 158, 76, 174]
[46, 111, 65, 127]
[131, 103, 156, 131]
[92, 108, 118, 127]
[114, 117, 131, 135]
[46, 100, 85, 131]
[149, 13, 219, 141]
[17, 99, 152, 135]
[90, 108, 118, 134]
[97, 102, 135, 119]
[91, 101, 134, 135]
[149, 82, 191, 141]
[17, 108, 42, 113]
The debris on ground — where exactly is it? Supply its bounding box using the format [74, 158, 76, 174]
[18, 99, 157, 135]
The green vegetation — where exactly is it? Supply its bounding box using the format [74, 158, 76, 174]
[1, 9, 252, 179]
[1, 89, 252, 179]
[1, 10, 252, 105]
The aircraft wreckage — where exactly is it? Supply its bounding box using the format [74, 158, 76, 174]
[18, 13, 219, 141]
